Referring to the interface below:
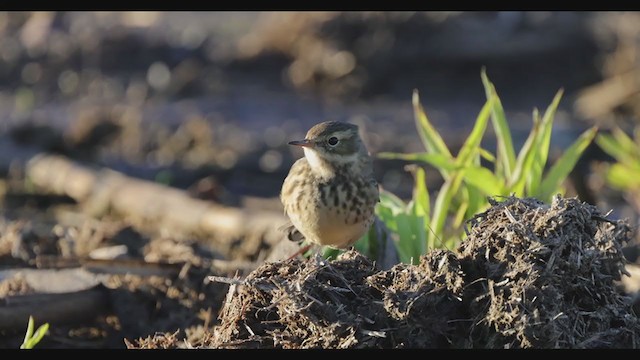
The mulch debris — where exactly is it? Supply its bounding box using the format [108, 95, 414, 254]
[198, 196, 639, 349]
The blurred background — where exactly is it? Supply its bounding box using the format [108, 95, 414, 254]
[0, 12, 634, 201]
[1, 11, 640, 348]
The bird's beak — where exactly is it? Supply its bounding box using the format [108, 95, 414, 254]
[288, 139, 314, 148]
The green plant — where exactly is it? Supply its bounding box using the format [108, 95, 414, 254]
[596, 127, 640, 193]
[20, 316, 49, 349]
[372, 70, 597, 264]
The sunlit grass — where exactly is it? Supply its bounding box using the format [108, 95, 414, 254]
[360, 69, 597, 264]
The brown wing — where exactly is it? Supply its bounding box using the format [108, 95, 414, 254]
[280, 158, 309, 215]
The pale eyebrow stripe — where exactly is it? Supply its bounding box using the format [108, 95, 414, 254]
[331, 130, 353, 139]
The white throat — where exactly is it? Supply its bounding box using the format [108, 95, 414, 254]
[303, 147, 359, 179]
[303, 147, 332, 178]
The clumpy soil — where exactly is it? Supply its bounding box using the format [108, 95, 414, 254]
[160, 196, 639, 349]
[459, 196, 638, 348]
[210, 249, 464, 349]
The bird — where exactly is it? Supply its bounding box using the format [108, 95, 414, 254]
[280, 121, 379, 258]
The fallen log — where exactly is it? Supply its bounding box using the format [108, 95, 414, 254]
[25, 153, 288, 250]
[0, 287, 109, 331]
[0, 268, 109, 331]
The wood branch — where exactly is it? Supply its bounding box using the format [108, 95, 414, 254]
[0, 287, 109, 331]
[24, 153, 288, 248]
[34, 256, 183, 277]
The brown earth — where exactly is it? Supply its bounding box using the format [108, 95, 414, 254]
[133, 196, 636, 349]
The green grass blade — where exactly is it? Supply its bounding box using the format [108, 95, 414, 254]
[540, 126, 598, 201]
[478, 147, 496, 163]
[21, 316, 35, 349]
[596, 133, 631, 164]
[529, 90, 564, 195]
[537, 90, 564, 165]
[596, 128, 639, 166]
[429, 172, 463, 248]
[455, 98, 494, 166]
[411, 166, 430, 217]
[412, 90, 453, 180]
[508, 114, 542, 195]
[27, 323, 49, 349]
[526, 108, 544, 195]
[481, 69, 516, 177]
[606, 163, 640, 190]
[612, 127, 640, 157]
[452, 199, 468, 231]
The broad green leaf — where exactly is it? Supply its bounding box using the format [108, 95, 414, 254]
[396, 214, 419, 264]
[363, 228, 376, 258]
[464, 166, 504, 195]
[378, 189, 407, 214]
[463, 183, 486, 220]
[481, 69, 516, 178]
[540, 126, 598, 201]
[410, 213, 427, 257]
[323, 247, 341, 260]
[395, 243, 411, 265]
[375, 204, 398, 232]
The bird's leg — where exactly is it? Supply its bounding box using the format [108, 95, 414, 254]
[286, 242, 313, 261]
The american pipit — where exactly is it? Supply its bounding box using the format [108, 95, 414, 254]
[280, 121, 379, 256]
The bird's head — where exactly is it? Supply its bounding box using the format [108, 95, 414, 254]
[288, 121, 366, 173]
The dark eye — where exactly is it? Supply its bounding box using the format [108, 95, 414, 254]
[327, 137, 339, 146]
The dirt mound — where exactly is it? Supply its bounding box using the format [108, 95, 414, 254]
[459, 195, 639, 348]
[205, 196, 639, 349]
[209, 249, 464, 348]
